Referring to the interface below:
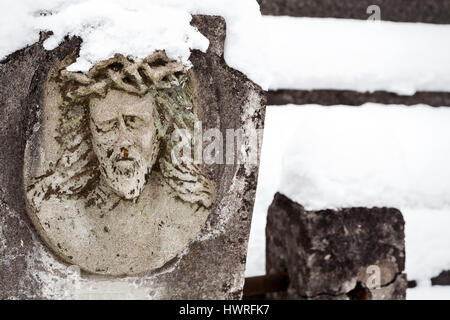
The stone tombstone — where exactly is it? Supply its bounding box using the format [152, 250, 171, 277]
[266, 193, 407, 300]
[0, 16, 266, 299]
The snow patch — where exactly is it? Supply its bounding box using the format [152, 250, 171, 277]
[246, 104, 450, 285]
[4, 2, 450, 94]
[0, 0, 265, 85]
[407, 284, 450, 300]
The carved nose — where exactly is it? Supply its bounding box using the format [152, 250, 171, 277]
[117, 123, 133, 148]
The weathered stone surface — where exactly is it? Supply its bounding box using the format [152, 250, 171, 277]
[257, 0, 450, 24]
[266, 193, 407, 300]
[24, 51, 216, 276]
[0, 16, 266, 299]
[267, 90, 450, 107]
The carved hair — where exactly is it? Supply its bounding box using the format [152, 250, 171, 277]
[27, 52, 215, 210]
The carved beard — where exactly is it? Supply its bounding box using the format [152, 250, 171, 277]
[99, 150, 149, 200]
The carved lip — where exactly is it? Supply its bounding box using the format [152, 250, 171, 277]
[116, 157, 135, 162]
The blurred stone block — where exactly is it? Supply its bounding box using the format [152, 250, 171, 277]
[257, 0, 450, 24]
[266, 193, 407, 300]
[431, 270, 450, 286]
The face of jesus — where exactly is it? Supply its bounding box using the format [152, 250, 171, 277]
[89, 90, 158, 199]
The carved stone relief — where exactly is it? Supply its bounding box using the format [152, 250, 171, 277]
[23, 52, 215, 276]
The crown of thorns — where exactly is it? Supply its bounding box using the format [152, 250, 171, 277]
[59, 51, 188, 100]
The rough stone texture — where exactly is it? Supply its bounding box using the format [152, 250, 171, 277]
[431, 270, 450, 286]
[0, 16, 266, 299]
[267, 90, 450, 107]
[257, 0, 450, 24]
[266, 193, 407, 300]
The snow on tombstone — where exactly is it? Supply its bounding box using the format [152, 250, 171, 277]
[0, 1, 265, 299]
[257, 0, 450, 23]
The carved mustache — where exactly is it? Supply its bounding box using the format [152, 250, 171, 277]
[111, 149, 137, 163]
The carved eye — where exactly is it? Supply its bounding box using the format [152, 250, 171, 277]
[123, 115, 144, 130]
[93, 119, 118, 133]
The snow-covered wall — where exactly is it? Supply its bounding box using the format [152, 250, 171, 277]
[247, 104, 450, 285]
[0, 0, 264, 83]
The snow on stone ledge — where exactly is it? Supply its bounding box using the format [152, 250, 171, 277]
[0, 0, 264, 79]
[262, 17, 450, 94]
[246, 104, 450, 286]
